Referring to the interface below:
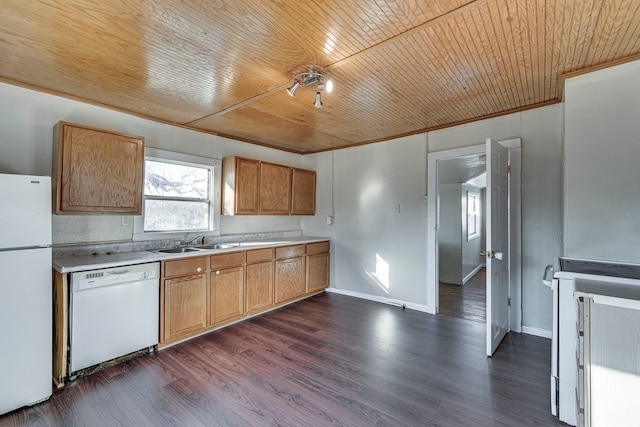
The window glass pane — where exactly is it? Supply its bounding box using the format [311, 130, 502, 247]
[145, 160, 209, 199]
[144, 199, 210, 231]
[467, 192, 479, 238]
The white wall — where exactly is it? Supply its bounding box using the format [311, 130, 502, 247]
[436, 183, 483, 285]
[439, 183, 462, 284]
[0, 82, 305, 244]
[564, 60, 640, 263]
[304, 135, 430, 306]
[461, 184, 483, 281]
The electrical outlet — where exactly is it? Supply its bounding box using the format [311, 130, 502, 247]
[394, 204, 400, 213]
[326, 216, 334, 225]
[121, 216, 130, 227]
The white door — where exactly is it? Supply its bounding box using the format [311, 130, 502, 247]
[485, 138, 510, 356]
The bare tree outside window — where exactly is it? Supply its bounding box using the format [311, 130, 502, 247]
[143, 159, 213, 232]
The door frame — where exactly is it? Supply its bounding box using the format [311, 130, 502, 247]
[426, 138, 522, 333]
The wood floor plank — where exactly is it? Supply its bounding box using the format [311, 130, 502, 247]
[0, 293, 566, 426]
[439, 268, 487, 323]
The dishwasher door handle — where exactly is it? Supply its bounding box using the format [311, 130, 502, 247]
[106, 268, 132, 275]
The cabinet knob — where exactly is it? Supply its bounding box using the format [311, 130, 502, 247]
[197, 267, 202, 272]
[216, 270, 220, 275]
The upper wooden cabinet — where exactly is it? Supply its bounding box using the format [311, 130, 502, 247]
[222, 156, 316, 216]
[52, 121, 144, 214]
[222, 156, 260, 215]
[259, 162, 291, 215]
[291, 168, 316, 215]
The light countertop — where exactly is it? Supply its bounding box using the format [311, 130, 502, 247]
[53, 236, 330, 273]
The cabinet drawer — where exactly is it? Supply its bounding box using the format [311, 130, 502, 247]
[306, 241, 329, 255]
[210, 251, 244, 269]
[164, 257, 207, 278]
[246, 248, 274, 264]
[275, 244, 304, 260]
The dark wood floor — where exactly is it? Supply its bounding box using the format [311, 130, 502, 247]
[1, 293, 566, 426]
[439, 268, 486, 323]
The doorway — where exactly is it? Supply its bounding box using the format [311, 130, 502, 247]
[437, 155, 487, 323]
[426, 139, 522, 340]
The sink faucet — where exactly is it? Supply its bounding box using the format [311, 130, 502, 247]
[183, 235, 204, 247]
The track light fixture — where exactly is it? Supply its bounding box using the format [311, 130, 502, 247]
[286, 70, 332, 107]
[286, 81, 301, 97]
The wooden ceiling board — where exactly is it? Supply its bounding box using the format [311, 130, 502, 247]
[585, 0, 640, 65]
[189, 90, 352, 152]
[2, 0, 640, 153]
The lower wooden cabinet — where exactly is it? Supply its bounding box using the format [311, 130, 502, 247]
[210, 266, 244, 325]
[162, 273, 208, 342]
[305, 241, 330, 294]
[246, 261, 274, 314]
[275, 256, 305, 304]
[306, 252, 329, 294]
[160, 241, 329, 346]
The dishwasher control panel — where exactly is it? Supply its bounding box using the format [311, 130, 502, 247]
[71, 262, 160, 292]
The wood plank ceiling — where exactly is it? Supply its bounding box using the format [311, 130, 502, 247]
[1, 0, 640, 154]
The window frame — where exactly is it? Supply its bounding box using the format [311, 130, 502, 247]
[133, 148, 221, 241]
[466, 190, 481, 241]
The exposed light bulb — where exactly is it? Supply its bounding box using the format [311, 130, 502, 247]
[325, 79, 333, 93]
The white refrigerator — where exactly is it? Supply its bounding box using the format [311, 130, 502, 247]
[0, 173, 52, 415]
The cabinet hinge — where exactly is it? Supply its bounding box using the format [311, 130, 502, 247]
[507, 297, 511, 306]
[507, 165, 512, 173]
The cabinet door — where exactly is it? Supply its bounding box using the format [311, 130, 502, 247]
[306, 252, 329, 294]
[274, 257, 305, 304]
[291, 168, 316, 215]
[235, 158, 260, 214]
[162, 274, 207, 342]
[222, 157, 259, 215]
[259, 162, 291, 215]
[246, 261, 274, 314]
[210, 266, 244, 325]
[54, 122, 143, 214]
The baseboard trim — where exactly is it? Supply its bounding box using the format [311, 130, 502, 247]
[521, 326, 552, 339]
[325, 287, 433, 314]
[462, 264, 485, 285]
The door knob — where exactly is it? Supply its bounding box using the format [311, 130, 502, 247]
[481, 250, 503, 260]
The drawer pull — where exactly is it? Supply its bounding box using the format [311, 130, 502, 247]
[197, 267, 202, 272]
[216, 270, 220, 275]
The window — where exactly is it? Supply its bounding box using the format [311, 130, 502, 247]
[467, 191, 480, 240]
[134, 148, 220, 238]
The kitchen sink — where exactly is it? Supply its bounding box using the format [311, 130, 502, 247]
[156, 247, 202, 253]
[197, 243, 239, 249]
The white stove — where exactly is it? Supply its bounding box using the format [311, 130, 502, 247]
[544, 257, 640, 426]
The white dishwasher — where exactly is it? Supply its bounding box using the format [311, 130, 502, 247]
[69, 262, 160, 374]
